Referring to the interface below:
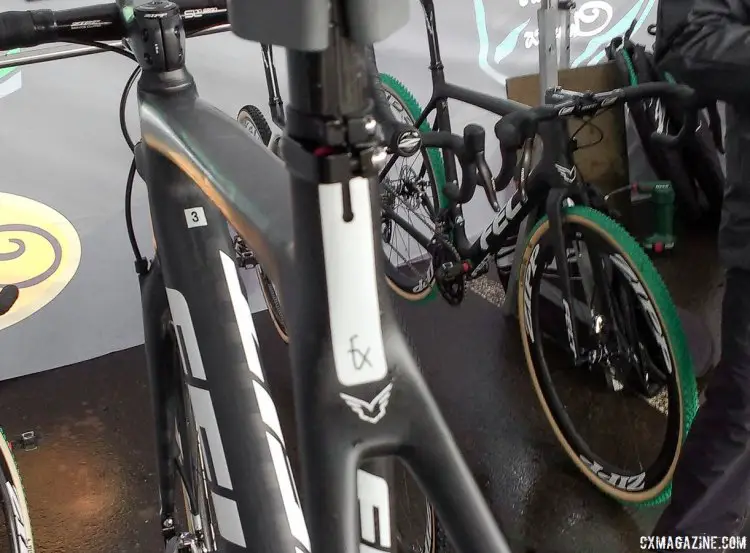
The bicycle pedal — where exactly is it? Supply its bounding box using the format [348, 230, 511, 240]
[10, 431, 39, 452]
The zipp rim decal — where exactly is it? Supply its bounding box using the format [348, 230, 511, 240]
[579, 454, 646, 492]
[608, 252, 672, 374]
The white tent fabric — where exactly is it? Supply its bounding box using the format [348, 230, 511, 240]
[0, 0, 659, 378]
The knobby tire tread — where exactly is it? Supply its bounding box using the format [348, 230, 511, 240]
[520, 206, 697, 507]
[378, 73, 442, 303]
[378, 73, 447, 207]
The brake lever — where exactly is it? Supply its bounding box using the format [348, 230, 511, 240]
[464, 124, 500, 211]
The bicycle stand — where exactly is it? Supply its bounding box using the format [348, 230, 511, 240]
[502, 0, 575, 318]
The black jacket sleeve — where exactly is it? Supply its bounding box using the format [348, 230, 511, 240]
[660, 0, 750, 105]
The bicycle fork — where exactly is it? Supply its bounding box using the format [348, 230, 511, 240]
[546, 189, 584, 363]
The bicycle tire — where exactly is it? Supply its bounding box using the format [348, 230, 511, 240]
[237, 105, 273, 146]
[236, 105, 287, 343]
[517, 206, 697, 506]
[0, 429, 34, 553]
[379, 73, 446, 204]
[378, 74, 441, 302]
[166, 317, 220, 552]
[257, 266, 288, 343]
[619, 49, 703, 221]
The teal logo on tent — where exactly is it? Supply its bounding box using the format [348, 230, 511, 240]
[472, 0, 656, 86]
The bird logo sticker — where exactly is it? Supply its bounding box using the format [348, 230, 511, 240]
[340, 382, 394, 424]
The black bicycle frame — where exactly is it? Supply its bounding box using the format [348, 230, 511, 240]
[119, 3, 513, 553]
[378, 0, 601, 361]
[260, 43, 286, 129]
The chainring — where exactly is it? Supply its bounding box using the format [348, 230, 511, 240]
[432, 239, 465, 306]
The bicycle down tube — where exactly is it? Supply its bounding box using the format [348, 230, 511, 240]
[0, 2, 514, 553]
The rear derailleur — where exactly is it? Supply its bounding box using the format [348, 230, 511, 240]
[233, 235, 257, 269]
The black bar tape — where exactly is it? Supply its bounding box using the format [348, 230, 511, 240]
[0, 11, 39, 49]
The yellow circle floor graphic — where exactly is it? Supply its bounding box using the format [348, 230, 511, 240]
[0, 193, 82, 331]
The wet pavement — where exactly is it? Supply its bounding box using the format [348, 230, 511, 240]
[0, 224, 729, 553]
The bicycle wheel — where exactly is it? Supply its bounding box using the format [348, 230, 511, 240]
[517, 206, 697, 506]
[236, 105, 287, 342]
[161, 314, 220, 553]
[237, 104, 272, 145]
[379, 74, 442, 302]
[0, 429, 34, 553]
[257, 266, 288, 343]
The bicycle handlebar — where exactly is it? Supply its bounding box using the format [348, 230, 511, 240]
[493, 81, 698, 192]
[419, 126, 493, 208]
[0, 0, 228, 50]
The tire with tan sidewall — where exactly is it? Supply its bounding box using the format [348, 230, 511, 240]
[0, 430, 34, 552]
[517, 206, 698, 506]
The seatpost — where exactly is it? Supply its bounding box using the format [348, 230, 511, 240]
[537, 0, 559, 104]
[282, 0, 385, 220]
[558, 0, 575, 70]
[279, 2, 397, 553]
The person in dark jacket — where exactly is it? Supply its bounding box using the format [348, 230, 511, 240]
[652, 0, 750, 548]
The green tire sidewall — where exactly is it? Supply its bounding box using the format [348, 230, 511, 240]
[379, 73, 447, 209]
[524, 206, 698, 507]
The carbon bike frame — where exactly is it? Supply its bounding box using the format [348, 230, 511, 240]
[0, 1, 513, 553]
[382, 0, 603, 332]
[140, 5, 513, 553]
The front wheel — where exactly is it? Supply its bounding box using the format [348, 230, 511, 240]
[379, 74, 442, 302]
[0, 429, 34, 553]
[236, 105, 287, 342]
[518, 206, 698, 505]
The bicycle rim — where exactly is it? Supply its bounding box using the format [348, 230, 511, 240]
[169, 321, 218, 552]
[518, 207, 696, 505]
[379, 78, 439, 302]
[0, 431, 33, 553]
[257, 267, 288, 343]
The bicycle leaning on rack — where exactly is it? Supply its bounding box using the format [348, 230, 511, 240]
[234, 0, 701, 506]
[0, 2, 699, 553]
[0, 284, 34, 553]
[361, 0, 700, 507]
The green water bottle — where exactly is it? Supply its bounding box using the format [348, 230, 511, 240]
[636, 181, 675, 253]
